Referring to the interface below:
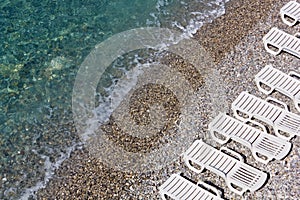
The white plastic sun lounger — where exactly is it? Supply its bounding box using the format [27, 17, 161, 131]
[232, 91, 300, 140]
[280, 1, 300, 26]
[183, 140, 268, 196]
[159, 174, 223, 200]
[208, 113, 291, 164]
[263, 27, 300, 58]
[255, 65, 300, 112]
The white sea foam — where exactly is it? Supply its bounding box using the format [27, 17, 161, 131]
[149, 0, 226, 37]
[96, 58, 151, 124]
[78, 0, 229, 146]
[81, 56, 158, 143]
[92, 0, 228, 126]
[18, 143, 82, 200]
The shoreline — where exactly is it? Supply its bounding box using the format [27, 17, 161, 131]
[36, 0, 300, 199]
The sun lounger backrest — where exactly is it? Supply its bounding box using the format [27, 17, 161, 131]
[183, 140, 268, 196]
[255, 65, 300, 112]
[209, 113, 292, 164]
[231, 91, 282, 125]
[263, 27, 300, 58]
[280, 1, 300, 26]
[159, 174, 223, 200]
[232, 91, 300, 140]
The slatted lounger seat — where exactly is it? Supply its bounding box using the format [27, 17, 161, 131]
[255, 65, 300, 112]
[280, 1, 300, 26]
[263, 27, 300, 58]
[232, 91, 300, 140]
[159, 174, 223, 200]
[183, 140, 268, 196]
[208, 113, 292, 164]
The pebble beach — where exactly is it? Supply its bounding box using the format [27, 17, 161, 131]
[3, 0, 300, 199]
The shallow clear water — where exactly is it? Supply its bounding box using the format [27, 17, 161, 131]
[0, 0, 226, 199]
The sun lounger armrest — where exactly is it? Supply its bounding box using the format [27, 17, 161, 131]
[209, 128, 230, 145]
[197, 181, 222, 198]
[288, 71, 300, 80]
[255, 81, 273, 95]
[208, 115, 230, 145]
[265, 97, 289, 111]
[273, 127, 295, 140]
[183, 157, 204, 174]
[244, 119, 267, 133]
[159, 192, 167, 200]
[280, 1, 300, 27]
[264, 42, 282, 56]
[281, 14, 297, 27]
[220, 147, 244, 162]
[295, 33, 300, 39]
[252, 151, 271, 165]
[226, 180, 246, 196]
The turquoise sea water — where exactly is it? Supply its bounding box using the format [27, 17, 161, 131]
[0, 0, 226, 199]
